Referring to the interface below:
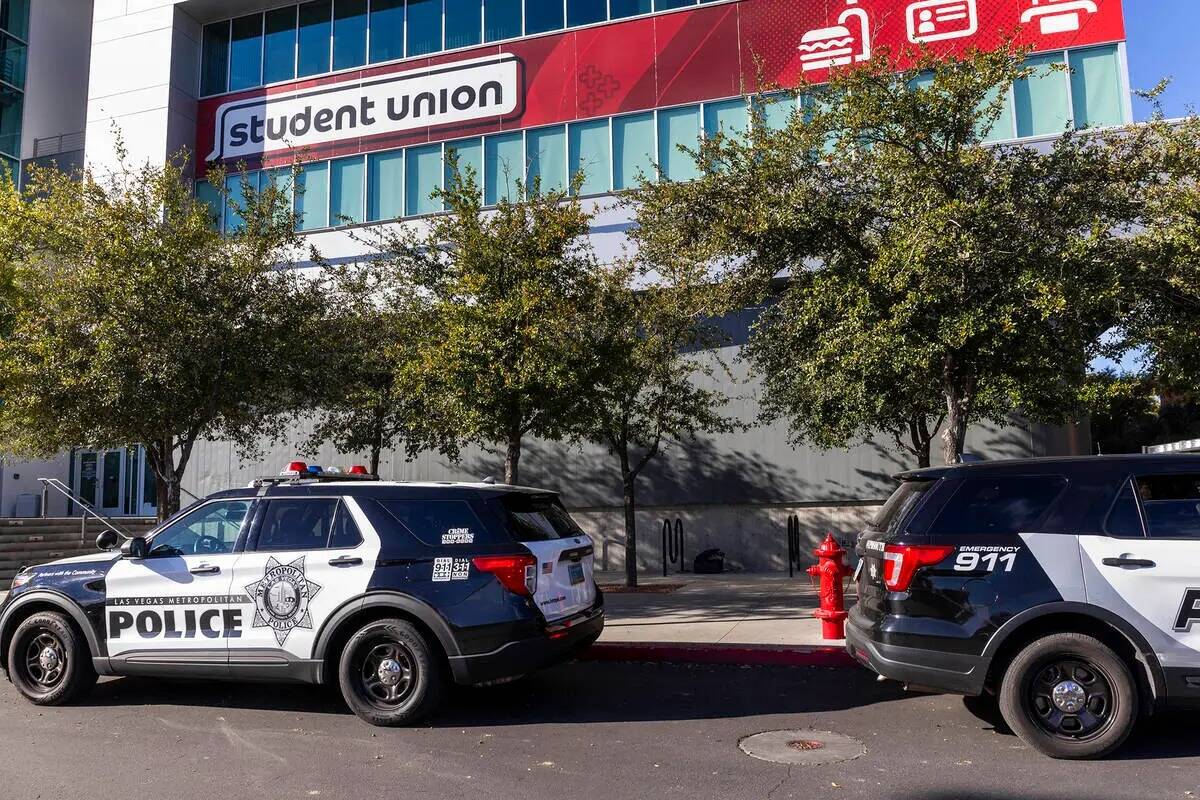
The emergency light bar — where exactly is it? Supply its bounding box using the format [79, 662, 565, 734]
[250, 460, 379, 487]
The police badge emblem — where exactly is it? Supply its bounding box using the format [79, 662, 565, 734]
[244, 555, 323, 645]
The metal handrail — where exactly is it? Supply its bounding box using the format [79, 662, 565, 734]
[37, 477, 135, 540]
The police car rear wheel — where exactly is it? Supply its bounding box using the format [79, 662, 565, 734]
[339, 619, 443, 726]
[999, 633, 1137, 760]
[7, 611, 96, 706]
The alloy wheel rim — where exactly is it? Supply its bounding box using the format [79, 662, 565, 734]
[23, 629, 67, 690]
[1026, 657, 1115, 741]
[359, 640, 417, 708]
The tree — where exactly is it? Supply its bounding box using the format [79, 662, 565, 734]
[572, 261, 735, 586]
[0, 148, 330, 520]
[630, 45, 1154, 466]
[358, 164, 603, 485]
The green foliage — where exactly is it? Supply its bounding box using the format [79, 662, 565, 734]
[0, 145, 330, 518]
[630, 44, 1154, 466]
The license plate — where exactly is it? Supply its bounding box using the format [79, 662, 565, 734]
[568, 562, 585, 585]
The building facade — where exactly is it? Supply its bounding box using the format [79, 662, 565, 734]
[6, 0, 1132, 571]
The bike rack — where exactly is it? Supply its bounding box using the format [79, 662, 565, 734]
[662, 517, 685, 576]
[787, 514, 802, 578]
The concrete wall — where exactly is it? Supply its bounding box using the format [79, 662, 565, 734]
[19, 0, 94, 162]
[0, 455, 73, 518]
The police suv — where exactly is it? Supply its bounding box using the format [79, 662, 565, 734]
[847, 454, 1200, 759]
[0, 465, 603, 726]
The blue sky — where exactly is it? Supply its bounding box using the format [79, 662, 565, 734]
[1124, 0, 1200, 119]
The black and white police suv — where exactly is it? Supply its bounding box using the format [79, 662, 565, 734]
[0, 464, 603, 726]
[847, 454, 1200, 759]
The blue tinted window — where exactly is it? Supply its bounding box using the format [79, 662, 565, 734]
[484, 132, 524, 204]
[201, 21, 230, 96]
[0, 0, 30, 40]
[298, 1, 332, 77]
[655, 0, 694, 10]
[977, 85, 1015, 142]
[755, 92, 793, 130]
[296, 161, 330, 230]
[330, 155, 365, 225]
[569, 118, 610, 195]
[657, 105, 700, 181]
[224, 173, 252, 233]
[229, 14, 263, 91]
[445, 0, 482, 49]
[567, 0, 605, 26]
[1070, 45, 1125, 129]
[1015, 52, 1069, 138]
[613, 112, 654, 190]
[928, 476, 1067, 536]
[445, 137, 483, 200]
[370, 0, 405, 63]
[368, 150, 405, 221]
[333, 0, 368, 70]
[525, 0, 563, 34]
[406, 144, 443, 215]
[484, 0, 521, 40]
[610, 0, 650, 18]
[195, 180, 223, 230]
[263, 7, 297, 84]
[259, 168, 294, 210]
[703, 98, 748, 141]
[407, 0, 442, 57]
[527, 125, 566, 194]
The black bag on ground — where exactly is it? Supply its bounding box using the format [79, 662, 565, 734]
[693, 548, 725, 574]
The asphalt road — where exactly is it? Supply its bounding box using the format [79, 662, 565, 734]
[2, 661, 1199, 800]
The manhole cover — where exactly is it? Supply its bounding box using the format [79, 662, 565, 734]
[739, 730, 865, 766]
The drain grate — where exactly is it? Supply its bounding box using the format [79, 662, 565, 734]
[739, 730, 865, 766]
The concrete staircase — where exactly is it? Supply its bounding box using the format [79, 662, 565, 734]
[0, 517, 158, 589]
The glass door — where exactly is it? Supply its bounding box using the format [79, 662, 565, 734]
[71, 446, 158, 518]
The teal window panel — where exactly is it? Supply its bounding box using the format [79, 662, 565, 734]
[370, 0, 405, 63]
[201, 21, 230, 95]
[229, 14, 263, 91]
[527, 125, 567, 194]
[330, 155, 366, 225]
[258, 168, 295, 210]
[568, 0, 606, 27]
[0, 0, 30, 40]
[195, 180, 223, 230]
[755, 93, 794, 131]
[223, 173, 254, 233]
[444, 137, 483, 199]
[525, 0, 564, 35]
[655, 0, 695, 9]
[333, 0, 368, 70]
[1015, 52, 1069, 138]
[298, 1, 332, 77]
[610, 0, 650, 18]
[407, 0, 442, 57]
[977, 84, 1016, 142]
[484, 131, 524, 204]
[1070, 45, 1125, 129]
[405, 143, 443, 215]
[0, 31, 27, 87]
[703, 98, 748, 141]
[295, 161, 330, 231]
[568, 118, 610, 195]
[657, 105, 700, 181]
[368, 150, 405, 221]
[908, 70, 934, 91]
[484, 0, 521, 41]
[263, 6, 297, 84]
[445, 0, 482, 49]
[612, 111, 654, 190]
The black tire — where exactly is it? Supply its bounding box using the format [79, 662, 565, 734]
[961, 692, 1007, 730]
[337, 618, 444, 726]
[998, 632, 1137, 759]
[6, 611, 97, 706]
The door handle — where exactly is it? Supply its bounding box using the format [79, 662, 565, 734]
[189, 563, 221, 575]
[1102, 557, 1156, 569]
[329, 556, 363, 567]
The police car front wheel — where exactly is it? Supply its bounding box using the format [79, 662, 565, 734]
[338, 618, 444, 726]
[999, 632, 1137, 760]
[6, 611, 97, 706]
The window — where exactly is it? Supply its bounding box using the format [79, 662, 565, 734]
[977, 84, 1016, 142]
[445, 0, 483, 49]
[368, 150, 405, 221]
[1070, 45, 1125, 129]
[149, 500, 252, 556]
[612, 112, 654, 190]
[527, 125, 566, 194]
[484, 0, 521, 41]
[496, 494, 585, 541]
[1015, 52, 1069, 138]
[525, 0, 564, 35]
[376, 499, 490, 546]
[332, 0, 368, 71]
[263, 6, 299, 84]
[444, 137, 483, 196]
[201, 21, 230, 96]
[257, 498, 339, 551]
[0, 0, 29, 40]
[0, 86, 20, 159]
[655, 0, 695, 10]
[195, 179, 223, 230]
[330, 155, 366, 224]
[870, 480, 934, 538]
[484, 131, 523, 204]
[0, 31, 27, 88]
[370, 0, 405, 63]
[407, 0, 442, 57]
[259, 168, 294, 206]
[703, 98, 748, 141]
[1136, 474, 1200, 539]
[929, 476, 1067, 536]
[569, 118, 610, 196]
[657, 105, 700, 181]
[610, 0, 651, 18]
[229, 14, 264, 92]
[298, 0, 333, 77]
[295, 160, 330, 230]
[223, 173, 250, 233]
[755, 93, 794, 131]
[1105, 480, 1144, 538]
[405, 143, 443, 215]
[568, 0, 606, 27]
[329, 502, 365, 548]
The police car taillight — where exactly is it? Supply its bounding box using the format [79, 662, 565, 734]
[472, 555, 538, 597]
[282, 461, 308, 476]
[882, 544, 954, 592]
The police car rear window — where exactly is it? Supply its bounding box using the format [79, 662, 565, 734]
[928, 475, 1067, 536]
[869, 480, 934, 537]
[497, 494, 584, 542]
[376, 499, 494, 547]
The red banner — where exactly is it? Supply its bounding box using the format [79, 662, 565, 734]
[196, 0, 1125, 168]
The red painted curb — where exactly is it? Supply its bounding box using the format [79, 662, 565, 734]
[580, 641, 859, 668]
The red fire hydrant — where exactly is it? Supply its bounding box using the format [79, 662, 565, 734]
[807, 533, 852, 640]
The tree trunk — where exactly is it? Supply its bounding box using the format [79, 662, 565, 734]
[370, 430, 383, 476]
[504, 431, 521, 485]
[942, 383, 972, 466]
[154, 472, 171, 523]
[620, 444, 637, 589]
[908, 416, 932, 469]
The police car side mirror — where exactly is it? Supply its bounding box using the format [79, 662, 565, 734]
[120, 536, 148, 559]
[95, 530, 121, 551]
